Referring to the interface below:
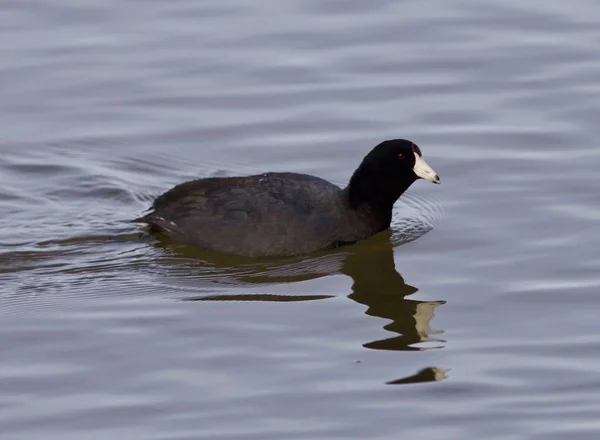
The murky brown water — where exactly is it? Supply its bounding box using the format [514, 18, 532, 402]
[2, 0, 600, 438]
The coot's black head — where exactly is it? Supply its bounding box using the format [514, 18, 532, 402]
[347, 139, 440, 212]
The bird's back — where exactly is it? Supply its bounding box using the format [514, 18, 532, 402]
[139, 172, 347, 256]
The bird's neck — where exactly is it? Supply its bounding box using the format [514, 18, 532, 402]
[344, 166, 415, 229]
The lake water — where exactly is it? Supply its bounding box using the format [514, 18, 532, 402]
[2, 1, 600, 438]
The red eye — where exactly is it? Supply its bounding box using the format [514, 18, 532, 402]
[398, 153, 405, 160]
[411, 143, 422, 157]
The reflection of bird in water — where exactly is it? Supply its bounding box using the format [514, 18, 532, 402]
[183, 231, 445, 354]
[341, 235, 445, 351]
[387, 367, 449, 385]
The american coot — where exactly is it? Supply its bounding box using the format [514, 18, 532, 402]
[135, 139, 440, 257]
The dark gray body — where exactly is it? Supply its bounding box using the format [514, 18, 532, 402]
[138, 172, 387, 257]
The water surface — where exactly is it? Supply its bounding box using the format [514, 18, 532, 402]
[2, 1, 600, 439]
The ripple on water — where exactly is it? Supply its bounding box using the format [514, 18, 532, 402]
[3, 0, 600, 438]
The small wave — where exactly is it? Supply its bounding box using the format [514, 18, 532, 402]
[390, 189, 446, 246]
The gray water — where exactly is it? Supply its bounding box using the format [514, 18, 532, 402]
[2, 1, 600, 439]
